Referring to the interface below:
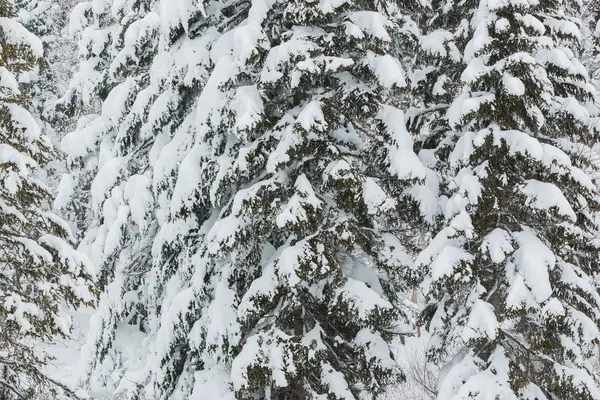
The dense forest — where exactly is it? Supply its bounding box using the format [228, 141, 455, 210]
[1, 0, 600, 399]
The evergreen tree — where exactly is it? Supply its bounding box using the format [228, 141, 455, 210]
[0, 1, 95, 398]
[57, 0, 168, 396]
[52, 0, 117, 239]
[417, 0, 600, 398]
[14, 0, 83, 231]
[14, 0, 81, 130]
[151, 0, 430, 398]
[409, 0, 472, 155]
[60, 0, 433, 398]
[582, 0, 599, 86]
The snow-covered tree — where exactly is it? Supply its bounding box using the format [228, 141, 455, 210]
[0, 1, 95, 398]
[582, 0, 599, 86]
[408, 0, 471, 153]
[55, 0, 165, 396]
[60, 0, 434, 398]
[52, 0, 118, 239]
[12, 0, 80, 134]
[13, 0, 77, 123]
[150, 1, 430, 398]
[417, 0, 600, 398]
[13, 0, 83, 231]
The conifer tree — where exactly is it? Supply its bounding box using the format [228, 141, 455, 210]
[417, 0, 600, 398]
[59, 0, 231, 396]
[582, 0, 599, 86]
[14, 0, 83, 225]
[14, 0, 81, 131]
[409, 0, 472, 154]
[60, 0, 433, 398]
[149, 0, 430, 398]
[0, 1, 95, 398]
[57, 0, 169, 396]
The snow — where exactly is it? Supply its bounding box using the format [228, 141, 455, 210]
[123, 174, 153, 231]
[90, 156, 127, 208]
[363, 177, 391, 215]
[335, 279, 394, 321]
[276, 174, 323, 227]
[447, 90, 495, 126]
[0, 67, 20, 93]
[495, 17, 510, 32]
[502, 73, 525, 95]
[416, 228, 463, 268]
[54, 173, 75, 211]
[0, 17, 44, 57]
[42, 307, 95, 398]
[453, 346, 518, 400]
[210, 24, 267, 67]
[231, 329, 295, 392]
[15, 236, 53, 264]
[446, 167, 485, 215]
[553, 364, 600, 399]
[430, 246, 474, 282]
[363, 51, 406, 88]
[355, 328, 398, 371]
[190, 366, 235, 400]
[297, 100, 327, 132]
[511, 231, 555, 304]
[348, 11, 392, 42]
[248, 0, 276, 26]
[433, 74, 449, 95]
[203, 278, 241, 357]
[317, 0, 351, 14]
[520, 179, 577, 222]
[320, 363, 354, 400]
[462, 300, 498, 341]
[169, 143, 208, 216]
[261, 37, 319, 84]
[519, 14, 545, 34]
[537, 48, 587, 77]
[292, 55, 354, 88]
[480, 228, 514, 263]
[449, 126, 596, 199]
[159, 0, 205, 34]
[68, 2, 91, 35]
[420, 30, 453, 58]
[558, 96, 591, 122]
[238, 262, 279, 318]
[39, 234, 95, 278]
[0, 143, 36, 175]
[61, 115, 106, 159]
[231, 85, 264, 134]
[378, 105, 427, 180]
[436, 350, 480, 399]
[7, 103, 43, 141]
[4, 293, 40, 332]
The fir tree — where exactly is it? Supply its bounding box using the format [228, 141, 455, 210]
[0, 1, 95, 398]
[52, 0, 119, 240]
[582, 0, 599, 86]
[59, 0, 220, 396]
[57, 0, 166, 395]
[417, 0, 600, 398]
[408, 0, 472, 155]
[147, 0, 432, 398]
[14, 0, 83, 230]
[61, 0, 432, 398]
[14, 0, 81, 131]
